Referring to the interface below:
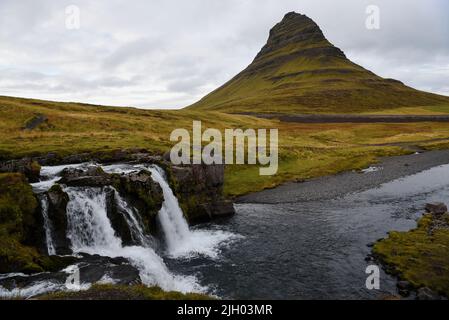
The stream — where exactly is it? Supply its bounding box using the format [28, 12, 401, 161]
[1, 162, 449, 299]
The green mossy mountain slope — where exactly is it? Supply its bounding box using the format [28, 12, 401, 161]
[187, 12, 449, 114]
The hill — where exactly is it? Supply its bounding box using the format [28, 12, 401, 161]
[187, 12, 449, 114]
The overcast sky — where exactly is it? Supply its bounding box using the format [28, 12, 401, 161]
[0, 0, 448, 109]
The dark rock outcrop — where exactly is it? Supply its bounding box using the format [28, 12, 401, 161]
[105, 188, 134, 246]
[169, 164, 235, 222]
[112, 170, 164, 233]
[425, 203, 448, 216]
[0, 158, 41, 182]
[45, 185, 71, 255]
[0, 253, 141, 294]
[23, 114, 48, 130]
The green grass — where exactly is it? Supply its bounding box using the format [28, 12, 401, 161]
[373, 213, 449, 297]
[2, 95, 449, 197]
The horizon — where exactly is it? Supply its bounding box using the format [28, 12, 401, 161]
[1, 0, 448, 109]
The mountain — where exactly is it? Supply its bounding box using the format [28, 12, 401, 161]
[187, 12, 449, 114]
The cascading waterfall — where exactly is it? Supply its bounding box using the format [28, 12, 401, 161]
[113, 189, 155, 248]
[147, 165, 238, 259]
[39, 195, 56, 255]
[146, 166, 191, 251]
[64, 186, 203, 293]
[2, 162, 240, 298]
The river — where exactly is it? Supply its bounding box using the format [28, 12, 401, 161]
[168, 163, 449, 299]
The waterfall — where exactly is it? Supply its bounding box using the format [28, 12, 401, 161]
[64, 186, 203, 293]
[40, 195, 56, 255]
[113, 189, 155, 248]
[147, 165, 239, 259]
[146, 166, 191, 252]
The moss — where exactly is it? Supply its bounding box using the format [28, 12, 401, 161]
[0, 173, 65, 274]
[373, 213, 449, 297]
[0, 173, 38, 240]
[37, 284, 213, 300]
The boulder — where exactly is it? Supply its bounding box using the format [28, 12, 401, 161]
[397, 281, 412, 297]
[60, 166, 112, 187]
[169, 164, 235, 222]
[425, 203, 448, 216]
[417, 287, 441, 300]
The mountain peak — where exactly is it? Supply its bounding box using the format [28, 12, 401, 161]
[187, 12, 449, 114]
[253, 12, 345, 67]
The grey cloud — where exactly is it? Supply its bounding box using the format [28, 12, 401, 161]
[0, 0, 448, 108]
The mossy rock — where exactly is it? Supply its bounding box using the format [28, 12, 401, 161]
[373, 213, 449, 297]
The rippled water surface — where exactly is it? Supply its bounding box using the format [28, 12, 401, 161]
[168, 164, 449, 299]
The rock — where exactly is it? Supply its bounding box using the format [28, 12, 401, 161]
[170, 164, 235, 222]
[112, 171, 163, 233]
[0, 253, 141, 294]
[200, 200, 235, 219]
[23, 114, 48, 130]
[45, 185, 71, 255]
[0, 158, 41, 182]
[417, 287, 441, 300]
[60, 166, 112, 187]
[397, 281, 412, 297]
[425, 203, 447, 215]
[104, 187, 134, 246]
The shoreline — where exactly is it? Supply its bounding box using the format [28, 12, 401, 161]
[237, 149, 449, 204]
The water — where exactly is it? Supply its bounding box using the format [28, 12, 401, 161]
[113, 189, 155, 248]
[167, 164, 449, 299]
[39, 195, 56, 255]
[26, 162, 236, 296]
[146, 165, 239, 259]
[6, 161, 449, 299]
[64, 186, 205, 293]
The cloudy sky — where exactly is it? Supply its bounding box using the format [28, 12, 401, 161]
[0, 0, 448, 109]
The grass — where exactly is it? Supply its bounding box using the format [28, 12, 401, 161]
[2, 95, 449, 197]
[37, 284, 212, 300]
[373, 213, 449, 297]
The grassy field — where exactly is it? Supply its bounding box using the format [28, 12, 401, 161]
[2, 95, 449, 197]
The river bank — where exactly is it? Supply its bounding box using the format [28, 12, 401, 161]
[180, 148, 449, 299]
[238, 149, 449, 203]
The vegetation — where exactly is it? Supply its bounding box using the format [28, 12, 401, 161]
[373, 213, 449, 297]
[187, 13, 449, 114]
[2, 95, 449, 197]
[0, 173, 72, 273]
[37, 284, 212, 300]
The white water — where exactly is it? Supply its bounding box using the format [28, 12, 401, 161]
[40, 195, 56, 255]
[64, 186, 204, 293]
[103, 163, 239, 259]
[2, 162, 240, 297]
[0, 281, 66, 299]
[113, 189, 154, 248]
[147, 165, 239, 259]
